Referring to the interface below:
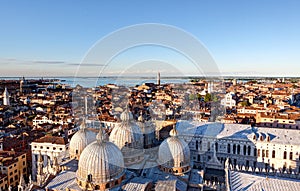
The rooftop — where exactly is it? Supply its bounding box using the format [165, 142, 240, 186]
[229, 170, 300, 191]
[176, 121, 300, 145]
[32, 135, 67, 145]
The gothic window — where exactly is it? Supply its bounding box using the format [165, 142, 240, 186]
[233, 144, 236, 154]
[200, 141, 202, 150]
[87, 174, 92, 182]
[260, 135, 263, 141]
[283, 151, 287, 159]
[227, 144, 231, 153]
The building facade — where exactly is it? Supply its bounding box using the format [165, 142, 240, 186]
[177, 121, 300, 175]
[31, 136, 67, 181]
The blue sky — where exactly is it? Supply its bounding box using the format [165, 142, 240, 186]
[0, 0, 300, 77]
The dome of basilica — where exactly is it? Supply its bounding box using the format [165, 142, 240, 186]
[158, 126, 191, 175]
[77, 130, 125, 190]
[109, 107, 144, 166]
[69, 122, 97, 160]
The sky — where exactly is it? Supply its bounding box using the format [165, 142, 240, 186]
[0, 0, 300, 77]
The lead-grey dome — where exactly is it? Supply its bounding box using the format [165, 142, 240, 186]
[69, 122, 97, 160]
[109, 107, 144, 166]
[76, 131, 125, 190]
[158, 128, 191, 175]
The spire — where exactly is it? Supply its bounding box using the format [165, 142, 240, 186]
[3, 87, 10, 106]
[18, 173, 26, 191]
[38, 151, 43, 163]
[157, 71, 160, 86]
[120, 103, 133, 122]
[138, 111, 144, 122]
[96, 128, 107, 143]
[84, 96, 88, 117]
[225, 157, 230, 170]
[169, 123, 178, 137]
[80, 118, 87, 130]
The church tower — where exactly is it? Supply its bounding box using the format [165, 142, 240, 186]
[3, 87, 10, 106]
[157, 72, 160, 86]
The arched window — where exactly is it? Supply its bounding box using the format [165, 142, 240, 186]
[233, 144, 236, 154]
[283, 151, 287, 159]
[267, 136, 270, 142]
[196, 140, 198, 150]
[215, 142, 218, 152]
[200, 141, 202, 150]
[257, 149, 261, 157]
[87, 174, 92, 182]
[254, 148, 257, 156]
[248, 146, 251, 155]
[290, 152, 293, 160]
[253, 134, 256, 141]
[237, 145, 240, 155]
[272, 150, 276, 158]
[260, 135, 263, 141]
[227, 144, 231, 153]
[243, 145, 247, 155]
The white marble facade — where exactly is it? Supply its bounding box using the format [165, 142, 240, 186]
[176, 121, 300, 174]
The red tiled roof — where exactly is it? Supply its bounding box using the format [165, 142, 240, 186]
[33, 136, 66, 145]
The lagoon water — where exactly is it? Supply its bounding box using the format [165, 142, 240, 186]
[65, 77, 189, 87]
[0, 77, 189, 88]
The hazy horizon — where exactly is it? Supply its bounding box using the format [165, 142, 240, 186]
[1, 1, 300, 77]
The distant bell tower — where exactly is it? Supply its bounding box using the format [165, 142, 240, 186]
[157, 71, 160, 86]
[3, 87, 10, 106]
[20, 76, 26, 94]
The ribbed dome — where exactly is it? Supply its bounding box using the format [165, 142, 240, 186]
[158, 128, 190, 172]
[77, 135, 125, 187]
[120, 107, 134, 122]
[69, 124, 97, 159]
[110, 110, 143, 150]
[109, 108, 144, 166]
